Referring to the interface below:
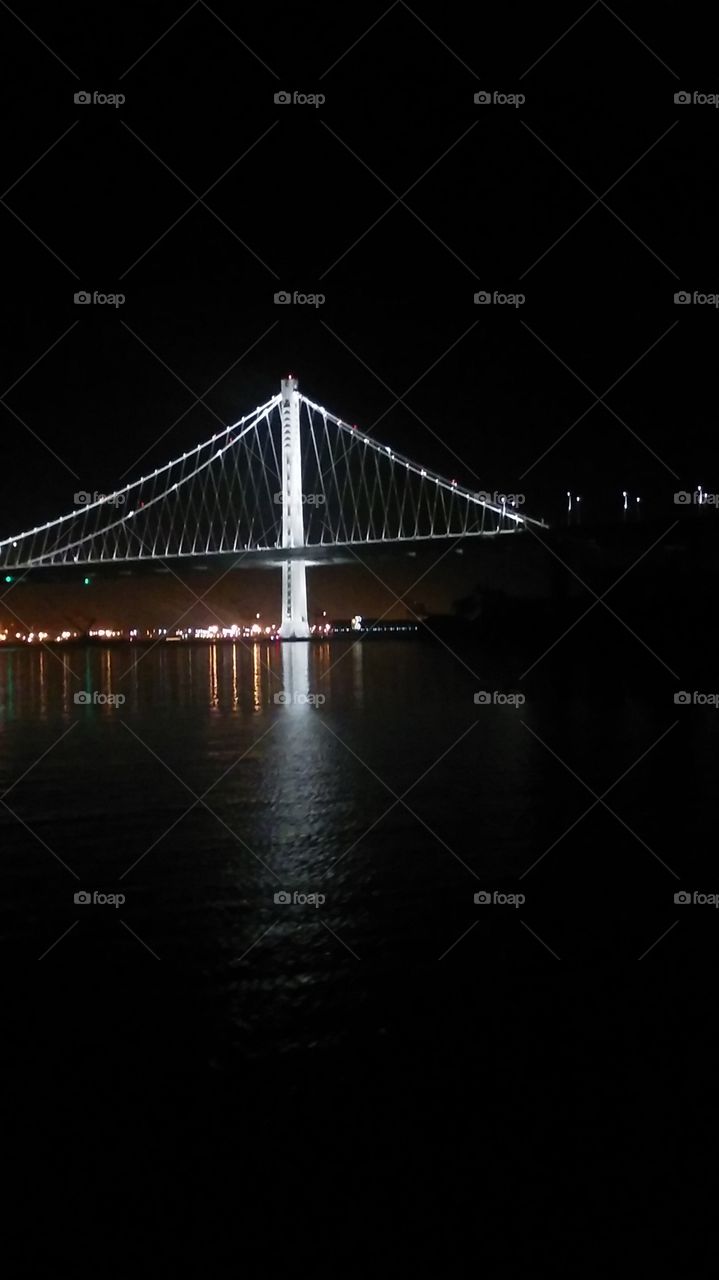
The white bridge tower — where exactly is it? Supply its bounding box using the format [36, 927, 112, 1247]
[278, 375, 310, 639]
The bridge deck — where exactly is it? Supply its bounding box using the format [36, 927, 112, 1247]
[0, 533, 530, 583]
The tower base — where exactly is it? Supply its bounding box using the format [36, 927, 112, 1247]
[279, 557, 310, 639]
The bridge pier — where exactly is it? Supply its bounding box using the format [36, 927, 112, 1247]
[278, 376, 310, 639]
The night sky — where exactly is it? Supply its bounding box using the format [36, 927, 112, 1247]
[1, 2, 715, 546]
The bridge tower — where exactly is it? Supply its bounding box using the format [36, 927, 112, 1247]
[278, 375, 310, 639]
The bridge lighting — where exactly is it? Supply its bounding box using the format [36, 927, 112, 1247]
[1, 382, 548, 619]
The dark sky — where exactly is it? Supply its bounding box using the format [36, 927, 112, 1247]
[0, 0, 715, 538]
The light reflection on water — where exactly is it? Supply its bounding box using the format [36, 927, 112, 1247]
[0, 641, 375, 723]
[0, 640, 678, 1055]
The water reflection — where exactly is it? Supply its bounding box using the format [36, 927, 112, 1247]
[38, 650, 47, 720]
[231, 644, 239, 712]
[0, 641, 342, 719]
[252, 643, 262, 713]
[351, 641, 364, 707]
[63, 655, 76, 717]
[281, 641, 310, 706]
[0, 637, 546, 727]
[0, 635, 680, 1013]
[209, 644, 219, 709]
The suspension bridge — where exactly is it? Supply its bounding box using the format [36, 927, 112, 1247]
[0, 377, 546, 637]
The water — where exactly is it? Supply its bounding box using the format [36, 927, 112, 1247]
[1, 638, 709, 1266]
[0, 635, 701, 962]
[4, 642, 524, 989]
